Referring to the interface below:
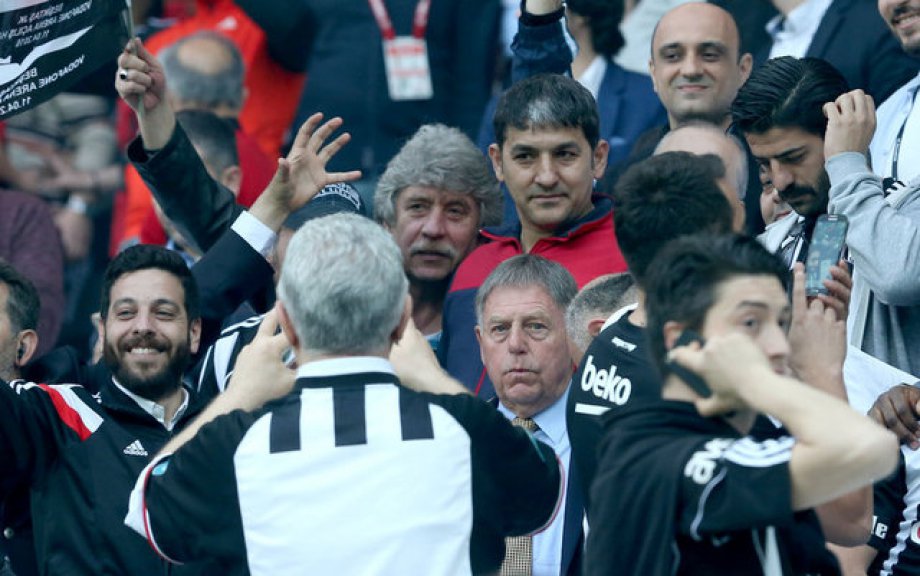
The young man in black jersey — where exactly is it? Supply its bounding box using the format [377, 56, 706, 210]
[566, 151, 734, 515]
[585, 234, 896, 576]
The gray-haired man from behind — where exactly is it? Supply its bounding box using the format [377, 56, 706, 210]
[125, 214, 562, 575]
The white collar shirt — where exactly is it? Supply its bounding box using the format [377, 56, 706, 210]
[111, 378, 190, 432]
[870, 73, 920, 181]
[767, 0, 834, 59]
[577, 55, 607, 100]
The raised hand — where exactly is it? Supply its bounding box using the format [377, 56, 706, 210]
[250, 113, 362, 231]
[823, 89, 876, 160]
[787, 263, 847, 397]
[114, 37, 174, 150]
[869, 384, 920, 449]
[114, 37, 166, 114]
[226, 307, 296, 411]
[668, 332, 772, 417]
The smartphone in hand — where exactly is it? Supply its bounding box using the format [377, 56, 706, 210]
[805, 214, 848, 296]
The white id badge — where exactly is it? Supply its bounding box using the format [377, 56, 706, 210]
[382, 36, 434, 101]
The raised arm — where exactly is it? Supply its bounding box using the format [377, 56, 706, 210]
[115, 38, 175, 152]
[673, 319, 897, 513]
[824, 90, 920, 305]
[511, 0, 571, 83]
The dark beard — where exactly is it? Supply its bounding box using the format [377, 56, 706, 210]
[778, 171, 831, 217]
[104, 338, 191, 402]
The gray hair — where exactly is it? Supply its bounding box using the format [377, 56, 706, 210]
[161, 31, 245, 111]
[375, 124, 502, 228]
[475, 255, 577, 326]
[278, 214, 409, 355]
[565, 273, 638, 352]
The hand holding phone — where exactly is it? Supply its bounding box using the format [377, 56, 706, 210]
[805, 215, 848, 296]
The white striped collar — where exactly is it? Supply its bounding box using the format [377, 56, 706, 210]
[295, 356, 395, 380]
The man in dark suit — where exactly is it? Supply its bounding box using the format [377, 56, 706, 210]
[752, 0, 916, 104]
[475, 254, 583, 576]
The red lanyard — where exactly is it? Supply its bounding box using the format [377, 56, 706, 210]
[367, 0, 432, 41]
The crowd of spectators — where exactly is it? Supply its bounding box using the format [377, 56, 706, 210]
[1, 0, 919, 574]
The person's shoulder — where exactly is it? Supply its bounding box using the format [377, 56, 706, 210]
[448, 238, 518, 294]
[877, 73, 920, 115]
[420, 392, 513, 436]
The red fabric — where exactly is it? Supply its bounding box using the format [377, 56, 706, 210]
[38, 384, 94, 441]
[449, 210, 628, 293]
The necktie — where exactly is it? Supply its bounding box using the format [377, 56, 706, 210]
[501, 417, 539, 576]
[779, 216, 817, 270]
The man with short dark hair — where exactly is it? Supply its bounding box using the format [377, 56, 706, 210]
[0, 245, 210, 575]
[733, 55, 920, 375]
[439, 73, 628, 396]
[511, 0, 769, 234]
[566, 151, 734, 516]
[124, 215, 562, 575]
[585, 234, 896, 575]
[732, 56, 846, 266]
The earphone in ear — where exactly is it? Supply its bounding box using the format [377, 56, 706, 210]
[16, 342, 25, 362]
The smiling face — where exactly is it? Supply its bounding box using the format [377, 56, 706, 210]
[700, 275, 791, 376]
[746, 126, 830, 218]
[102, 269, 200, 402]
[650, 3, 752, 128]
[388, 185, 481, 283]
[476, 285, 573, 418]
[489, 126, 607, 246]
[879, 0, 920, 56]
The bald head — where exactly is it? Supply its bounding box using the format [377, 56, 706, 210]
[655, 123, 748, 232]
[649, 2, 752, 128]
[161, 31, 245, 115]
[651, 3, 742, 59]
[177, 35, 236, 77]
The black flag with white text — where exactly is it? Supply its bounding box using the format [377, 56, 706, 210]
[0, 0, 129, 119]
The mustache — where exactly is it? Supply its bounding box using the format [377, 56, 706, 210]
[409, 244, 457, 259]
[777, 184, 817, 201]
[122, 333, 168, 351]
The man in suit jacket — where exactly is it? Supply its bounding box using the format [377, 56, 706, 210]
[476, 254, 584, 576]
[754, 0, 916, 104]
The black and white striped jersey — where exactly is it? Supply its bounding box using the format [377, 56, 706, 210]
[127, 357, 563, 575]
[195, 313, 266, 397]
[869, 451, 920, 575]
